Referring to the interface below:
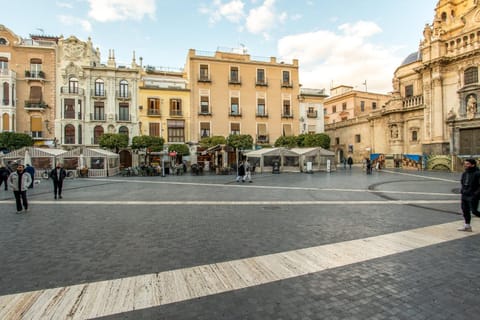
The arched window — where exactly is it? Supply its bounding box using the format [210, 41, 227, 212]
[65, 124, 75, 144]
[441, 12, 447, 22]
[119, 80, 128, 98]
[412, 131, 418, 142]
[94, 125, 104, 144]
[464, 67, 478, 85]
[0, 38, 7, 45]
[30, 58, 42, 78]
[69, 77, 79, 94]
[2, 113, 9, 131]
[95, 79, 105, 96]
[119, 126, 129, 137]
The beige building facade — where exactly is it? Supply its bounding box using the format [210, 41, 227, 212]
[0, 25, 57, 146]
[185, 49, 300, 147]
[298, 87, 328, 134]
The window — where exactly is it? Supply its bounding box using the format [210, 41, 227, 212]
[257, 123, 267, 142]
[230, 97, 239, 115]
[148, 98, 160, 115]
[464, 67, 478, 85]
[64, 99, 75, 119]
[372, 102, 377, 110]
[119, 80, 129, 98]
[282, 71, 290, 86]
[360, 101, 365, 112]
[342, 102, 347, 111]
[405, 85, 414, 97]
[412, 130, 418, 141]
[257, 69, 265, 84]
[283, 100, 291, 116]
[335, 137, 340, 145]
[199, 64, 209, 81]
[3, 82, 9, 105]
[332, 105, 336, 113]
[30, 58, 42, 78]
[0, 57, 8, 70]
[78, 124, 82, 144]
[167, 120, 184, 142]
[94, 102, 105, 121]
[348, 144, 353, 153]
[65, 124, 75, 144]
[257, 98, 266, 116]
[118, 103, 129, 121]
[200, 122, 210, 138]
[230, 66, 239, 83]
[230, 123, 240, 135]
[282, 124, 292, 136]
[170, 99, 182, 116]
[149, 123, 160, 136]
[69, 78, 79, 94]
[0, 38, 6, 45]
[355, 134, 361, 143]
[119, 126, 129, 138]
[31, 117, 42, 138]
[93, 125, 104, 144]
[200, 95, 209, 114]
[94, 79, 105, 96]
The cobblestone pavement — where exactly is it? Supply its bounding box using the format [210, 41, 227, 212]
[0, 167, 479, 319]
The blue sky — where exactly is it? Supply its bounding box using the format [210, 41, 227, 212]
[2, 0, 437, 93]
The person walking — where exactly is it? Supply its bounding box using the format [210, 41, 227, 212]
[24, 164, 35, 188]
[50, 163, 67, 199]
[236, 160, 246, 182]
[458, 158, 480, 231]
[347, 156, 353, 169]
[243, 159, 252, 183]
[8, 164, 32, 214]
[0, 164, 10, 191]
[366, 158, 372, 174]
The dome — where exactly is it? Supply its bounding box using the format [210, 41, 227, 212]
[400, 51, 421, 66]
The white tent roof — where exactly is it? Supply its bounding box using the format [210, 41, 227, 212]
[245, 147, 298, 157]
[61, 147, 119, 158]
[3, 147, 67, 158]
[290, 147, 335, 156]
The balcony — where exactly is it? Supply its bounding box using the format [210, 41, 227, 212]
[281, 81, 293, 88]
[229, 111, 242, 117]
[116, 114, 131, 122]
[25, 70, 45, 81]
[60, 86, 84, 95]
[255, 113, 269, 118]
[90, 113, 106, 121]
[307, 111, 318, 118]
[198, 110, 212, 116]
[198, 75, 211, 83]
[256, 135, 269, 144]
[91, 89, 107, 99]
[228, 77, 241, 85]
[170, 110, 183, 117]
[281, 113, 294, 119]
[255, 79, 268, 87]
[116, 90, 131, 100]
[403, 95, 424, 108]
[25, 100, 48, 110]
[147, 109, 161, 117]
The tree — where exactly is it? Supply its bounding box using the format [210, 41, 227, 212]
[131, 135, 165, 164]
[226, 134, 253, 150]
[274, 135, 297, 148]
[98, 133, 128, 153]
[169, 144, 190, 156]
[199, 136, 226, 148]
[0, 132, 34, 152]
[302, 133, 331, 149]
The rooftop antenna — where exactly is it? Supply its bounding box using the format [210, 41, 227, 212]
[240, 43, 247, 54]
[362, 80, 368, 92]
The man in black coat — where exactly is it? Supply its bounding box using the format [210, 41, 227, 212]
[49, 163, 67, 199]
[459, 158, 480, 231]
[24, 164, 35, 188]
[0, 164, 10, 190]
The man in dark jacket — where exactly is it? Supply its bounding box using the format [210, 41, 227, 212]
[24, 164, 35, 188]
[0, 165, 10, 190]
[49, 163, 67, 199]
[459, 158, 480, 231]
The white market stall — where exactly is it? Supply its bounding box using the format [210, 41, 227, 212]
[1, 147, 67, 178]
[291, 147, 336, 172]
[59, 147, 120, 177]
[245, 147, 300, 173]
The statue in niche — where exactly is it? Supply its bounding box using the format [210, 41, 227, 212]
[391, 125, 399, 139]
[423, 24, 432, 43]
[467, 95, 477, 119]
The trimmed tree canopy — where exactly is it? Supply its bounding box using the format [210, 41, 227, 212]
[0, 132, 34, 152]
[98, 133, 128, 153]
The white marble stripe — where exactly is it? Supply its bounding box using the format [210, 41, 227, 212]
[0, 200, 459, 206]
[0, 220, 477, 319]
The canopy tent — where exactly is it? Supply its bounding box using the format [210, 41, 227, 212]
[245, 147, 300, 173]
[291, 147, 336, 172]
[59, 147, 120, 177]
[1, 147, 67, 178]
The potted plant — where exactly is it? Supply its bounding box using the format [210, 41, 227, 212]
[38, 71, 45, 78]
[25, 70, 31, 77]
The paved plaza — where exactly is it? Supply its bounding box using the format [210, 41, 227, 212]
[0, 167, 479, 319]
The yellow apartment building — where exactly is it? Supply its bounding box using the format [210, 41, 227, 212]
[0, 25, 57, 146]
[137, 66, 190, 148]
[185, 49, 300, 148]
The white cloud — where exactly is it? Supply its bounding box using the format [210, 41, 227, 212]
[246, 0, 287, 38]
[58, 15, 92, 32]
[200, 0, 245, 24]
[87, 0, 156, 22]
[56, 1, 73, 9]
[277, 21, 400, 93]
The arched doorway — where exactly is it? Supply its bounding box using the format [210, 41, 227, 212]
[119, 150, 132, 168]
[337, 149, 344, 163]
